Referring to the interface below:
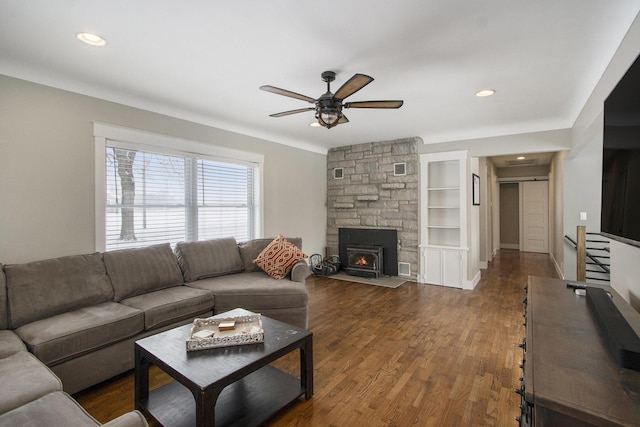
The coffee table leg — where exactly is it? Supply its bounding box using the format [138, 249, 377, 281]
[301, 335, 314, 399]
[134, 346, 149, 412]
[194, 388, 222, 427]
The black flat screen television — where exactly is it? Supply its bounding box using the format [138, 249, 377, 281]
[601, 53, 640, 248]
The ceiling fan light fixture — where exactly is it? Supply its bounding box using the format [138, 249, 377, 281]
[316, 100, 342, 128]
[319, 109, 339, 126]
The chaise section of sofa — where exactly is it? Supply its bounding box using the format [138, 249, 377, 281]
[179, 237, 310, 328]
[190, 272, 309, 328]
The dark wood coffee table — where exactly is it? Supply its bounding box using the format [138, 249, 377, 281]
[134, 309, 313, 427]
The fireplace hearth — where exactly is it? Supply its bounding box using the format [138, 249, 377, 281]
[346, 245, 384, 278]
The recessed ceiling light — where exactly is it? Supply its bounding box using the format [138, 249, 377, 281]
[517, 156, 526, 160]
[76, 32, 107, 47]
[475, 89, 495, 97]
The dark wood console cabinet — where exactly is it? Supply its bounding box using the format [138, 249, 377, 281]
[520, 276, 640, 426]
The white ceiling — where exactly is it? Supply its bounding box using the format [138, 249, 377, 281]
[1, 1, 639, 154]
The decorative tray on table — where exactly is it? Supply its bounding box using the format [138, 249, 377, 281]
[186, 311, 264, 351]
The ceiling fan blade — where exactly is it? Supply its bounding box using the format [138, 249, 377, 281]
[338, 114, 349, 124]
[334, 74, 374, 100]
[269, 107, 315, 117]
[260, 85, 316, 103]
[344, 100, 404, 109]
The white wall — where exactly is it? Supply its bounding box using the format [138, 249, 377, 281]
[565, 12, 640, 309]
[611, 241, 640, 311]
[469, 156, 480, 284]
[418, 128, 572, 158]
[0, 75, 327, 263]
[490, 161, 500, 258]
[549, 150, 566, 277]
[563, 127, 602, 280]
[478, 157, 490, 269]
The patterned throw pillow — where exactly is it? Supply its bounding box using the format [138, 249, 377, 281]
[253, 235, 307, 279]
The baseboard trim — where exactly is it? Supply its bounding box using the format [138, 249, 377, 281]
[550, 252, 564, 279]
[464, 270, 482, 290]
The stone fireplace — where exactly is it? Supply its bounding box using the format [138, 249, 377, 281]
[326, 137, 420, 280]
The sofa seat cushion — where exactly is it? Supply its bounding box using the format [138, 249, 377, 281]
[0, 351, 62, 415]
[14, 302, 144, 366]
[187, 272, 308, 312]
[0, 330, 26, 359]
[104, 243, 184, 301]
[5, 253, 114, 329]
[175, 237, 244, 282]
[0, 391, 102, 427]
[120, 286, 214, 330]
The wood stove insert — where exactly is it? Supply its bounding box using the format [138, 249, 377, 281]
[345, 245, 384, 278]
[338, 228, 398, 276]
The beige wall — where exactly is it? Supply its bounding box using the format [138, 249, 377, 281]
[0, 75, 327, 264]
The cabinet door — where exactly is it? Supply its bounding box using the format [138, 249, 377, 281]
[424, 247, 442, 285]
[442, 250, 462, 288]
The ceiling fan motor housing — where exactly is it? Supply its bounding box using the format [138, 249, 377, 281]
[321, 71, 336, 83]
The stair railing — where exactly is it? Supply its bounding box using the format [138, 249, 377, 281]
[564, 226, 610, 284]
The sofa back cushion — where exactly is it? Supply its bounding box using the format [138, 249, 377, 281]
[104, 243, 184, 301]
[5, 253, 114, 329]
[0, 264, 7, 330]
[175, 237, 244, 282]
[239, 237, 302, 272]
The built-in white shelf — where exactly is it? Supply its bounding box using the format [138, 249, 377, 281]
[419, 150, 470, 288]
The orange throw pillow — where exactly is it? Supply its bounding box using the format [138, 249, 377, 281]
[253, 235, 307, 279]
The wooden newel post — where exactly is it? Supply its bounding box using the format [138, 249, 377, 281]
[577, 225, 586, 282]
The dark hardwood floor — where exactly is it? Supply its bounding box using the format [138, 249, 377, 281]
[75, 249, 558, 426]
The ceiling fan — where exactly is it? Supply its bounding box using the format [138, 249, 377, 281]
[260, 71, 403, 129]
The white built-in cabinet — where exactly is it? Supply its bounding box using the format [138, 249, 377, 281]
[419, 150, 469, 288]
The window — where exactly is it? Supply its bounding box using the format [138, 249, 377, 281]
[95, 124, 262, 251]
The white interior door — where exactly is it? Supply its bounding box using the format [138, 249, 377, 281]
[521, 180, 549, 253]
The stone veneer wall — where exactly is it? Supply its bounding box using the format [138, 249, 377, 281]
[326, 137, 419, 280]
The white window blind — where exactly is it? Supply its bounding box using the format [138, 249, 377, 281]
[105, 143, 257, 251]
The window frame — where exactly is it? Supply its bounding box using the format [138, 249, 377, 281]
[94, 122, 264, 252]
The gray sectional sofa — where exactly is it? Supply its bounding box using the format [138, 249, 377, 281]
[0, 236, 309, 425]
